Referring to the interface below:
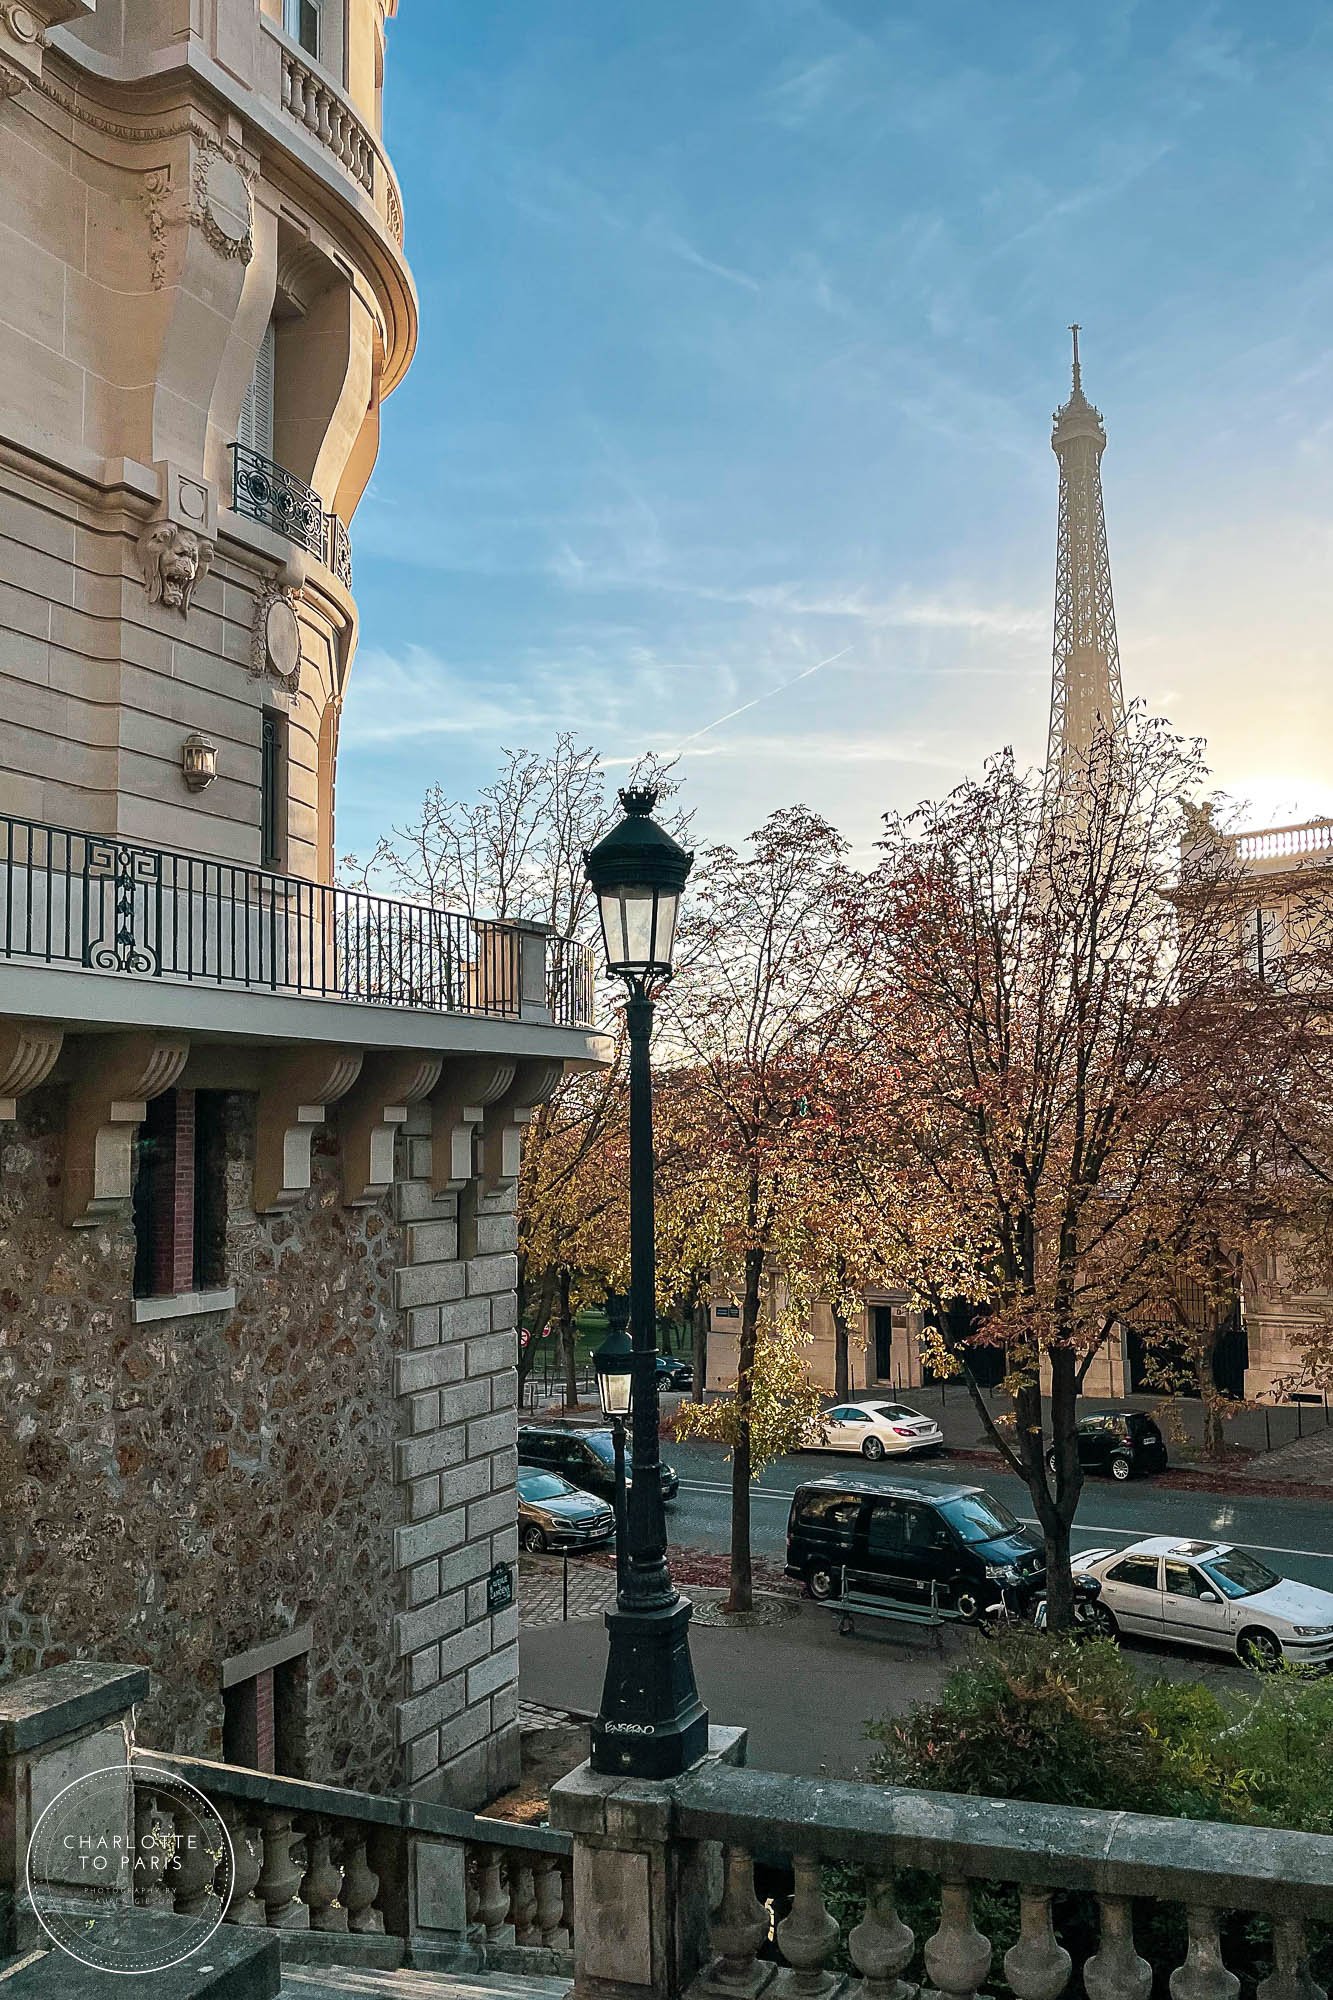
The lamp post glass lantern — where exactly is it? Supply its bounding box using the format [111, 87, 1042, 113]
[582, 789, 708, 1779]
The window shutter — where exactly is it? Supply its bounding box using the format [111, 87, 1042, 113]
[238, 322, 276, 460]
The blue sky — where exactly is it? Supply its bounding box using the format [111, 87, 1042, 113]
[341, 1, 1333, 864]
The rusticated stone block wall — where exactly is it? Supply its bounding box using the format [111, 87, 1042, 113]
[0, 1085, 403, 1791]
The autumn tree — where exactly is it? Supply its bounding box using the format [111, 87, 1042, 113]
[859, 711, 1310, 1626]
[662, 806, 872, 1612]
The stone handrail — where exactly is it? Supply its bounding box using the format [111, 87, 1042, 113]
[1233, 818, 1333, 865]
[672, 1760, 1333, 2000]
[277, 39, 375, 194]
[132, 1751, 572, 1972]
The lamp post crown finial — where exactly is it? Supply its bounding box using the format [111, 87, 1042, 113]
[618, 785, 659, 818]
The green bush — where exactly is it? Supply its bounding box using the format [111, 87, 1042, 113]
[838, 1631, 1333, 1995]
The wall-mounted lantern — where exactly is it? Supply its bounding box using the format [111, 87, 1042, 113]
[181, 732, 219, 792]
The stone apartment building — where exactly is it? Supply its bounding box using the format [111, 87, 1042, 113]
[0, 0, 603, 1810]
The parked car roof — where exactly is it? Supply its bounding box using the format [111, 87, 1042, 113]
[794, 1474, 983, 1505]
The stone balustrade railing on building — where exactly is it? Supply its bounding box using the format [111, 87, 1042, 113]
[550, 1728, 1333, 2000]
[1232, 819, 1333, 870]
[264, 18, 406, 247]
[0, 1664, 572, 1980]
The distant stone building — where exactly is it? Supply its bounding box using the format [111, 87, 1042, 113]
[0, 0, 601, 1808]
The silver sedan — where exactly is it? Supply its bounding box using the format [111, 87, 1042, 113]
[1072, 1536, 1333, 1670]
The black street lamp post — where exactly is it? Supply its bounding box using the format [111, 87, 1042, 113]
[585, 787, 709, 1779]
[594, 1294, 633, 1595]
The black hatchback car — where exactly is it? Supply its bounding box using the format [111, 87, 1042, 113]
[518, 1424, 680, 1503]
[1048, 1411, 1168, 1482]
[786, 1475, 1044, 1617]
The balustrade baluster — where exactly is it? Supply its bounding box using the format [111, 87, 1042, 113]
[511, 1861, 540, 1945]
[257, 1810, 309, 1929]
[923, 1882, 991, 2000]
[465, 1848, 483, 1944]
[476, 1845, 513, 1944]
[533, 1857, 569, 1952]
[1085, 1897, 1150, 2000]
[301, 77, 319, 135]
[167, 1804, 224, 1920]
[1258, 1917, 1327, 2000]
[1004, 1890, 1070, 2000]
[846, 1874, 915, 2000]
[701, 1846, 772, 1995]
[300, 1817, 347, 1932]
[1170, 1907, 1240, 2000]
[342, 1832, 385, 1935]
[774, 1854, 843, 1999]
[316, 85, 334, 148]
[133, 1787, 175, 1912]
[216, 1801, 265, 1926]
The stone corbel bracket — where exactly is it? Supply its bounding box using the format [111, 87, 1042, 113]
[338, 1051, 442, 1207]
[0, 1018, 64, 1121]
[63, 1033, 190, 1227]
[427, 1057, 516, 1197]
[253, 1046, 363, 1214]
[481, 1058, 564, 1194]
[0, 2, 92, 96]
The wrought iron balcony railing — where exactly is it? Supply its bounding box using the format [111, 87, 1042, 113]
[0, 814, 596, 1028]
[231, 443, 326, 558]
[326, 513, 352, 589]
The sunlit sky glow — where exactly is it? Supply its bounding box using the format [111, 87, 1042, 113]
[341, 1, 1333, 865]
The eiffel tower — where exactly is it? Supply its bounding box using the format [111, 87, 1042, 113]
[1047, 326, 1124, 775]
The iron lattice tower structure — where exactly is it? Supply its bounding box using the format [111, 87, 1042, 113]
[1047, 326, 1124, 773]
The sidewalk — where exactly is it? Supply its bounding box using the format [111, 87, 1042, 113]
[902, 1381, 1333, 1489]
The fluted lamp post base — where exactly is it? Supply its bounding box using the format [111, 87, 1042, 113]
[591, 1597, 711, 1780]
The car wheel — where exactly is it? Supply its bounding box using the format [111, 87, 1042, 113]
[1110, 1456, 1132, 1482]
[861, 1436, 886, 1461]
[520, 1523, 547, 1554]
[1239, 1627, 1282, 1673]
[1074, 1600, 1118, 1641]
[1045, 1450, 1058, 1476]
[954, 1586, 986, 1624]
[806, 1566, 838, 1601]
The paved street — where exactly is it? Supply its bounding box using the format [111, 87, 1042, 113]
[660, 1439, 1333, 1589]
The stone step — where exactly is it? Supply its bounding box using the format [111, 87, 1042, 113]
[281, 1968, 569, 2000]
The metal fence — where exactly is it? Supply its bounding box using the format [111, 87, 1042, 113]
[0, 814, 571, 1018]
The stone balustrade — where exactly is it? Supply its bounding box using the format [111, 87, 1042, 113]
[279, 44, 375, 194]
[550, 1730, 1333, 2000]
[133, 1752, 572, 1975]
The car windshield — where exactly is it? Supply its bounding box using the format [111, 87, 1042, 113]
[519, 1470, 574, 1501]
[939, 1494, 1023, 1544]
[583, 1434, 618, 1467]
[1199, 1548, 1280, 1599]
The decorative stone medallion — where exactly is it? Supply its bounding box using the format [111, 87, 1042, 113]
[251, 581, 303, 694]
[193, 145, 254, 264]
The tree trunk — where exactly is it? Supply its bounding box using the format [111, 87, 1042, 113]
[1199, 1338, 1227, 1457]
[1036, 1345, 1083, 1630]
[832, 1301, 852, 1401]
[728, 1245, 765, 1614]
[692, 1297, 708, 1403]
[518, 1269, 556, 1404]
[558, 1267, 578, 1410]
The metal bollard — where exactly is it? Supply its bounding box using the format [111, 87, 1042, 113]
[562, 1553, 569, 1622]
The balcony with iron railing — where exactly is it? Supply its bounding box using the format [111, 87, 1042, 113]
[0, 814, 596, 1032]
[229, 443, 352, 586]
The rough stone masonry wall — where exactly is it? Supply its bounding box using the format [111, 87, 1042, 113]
[388, 1109, 522, 1809]
[0, 1086, 403, 1791]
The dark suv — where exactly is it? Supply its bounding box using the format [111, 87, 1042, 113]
[1048, 1411, 1168, 1483]
[785, 1475, 1044, 1617]
[518, 1424, 680, 1503]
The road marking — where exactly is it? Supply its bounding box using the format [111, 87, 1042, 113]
[674, 1480, 1333, 1568]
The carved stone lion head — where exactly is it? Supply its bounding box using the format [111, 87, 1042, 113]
[141, 522, 213, 615]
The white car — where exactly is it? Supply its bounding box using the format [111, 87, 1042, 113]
[808, 1400, 944, 1462]
[1072, 1536, 1333, 1670]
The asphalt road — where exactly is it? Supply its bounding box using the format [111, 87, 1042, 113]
[661, 1439, 1333, 1591]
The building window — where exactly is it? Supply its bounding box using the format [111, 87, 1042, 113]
[260, 710, 287, 871]
[222, 1651, 307, 1775]
[133, 1090, 227, 1300]
[283, 0, 321, 59]
[1243, 905, 1284, 984]
[238, 322, 276, 463]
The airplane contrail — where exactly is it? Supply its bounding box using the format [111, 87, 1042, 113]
[674, 644, 855, 754]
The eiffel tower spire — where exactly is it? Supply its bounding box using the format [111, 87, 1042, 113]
[1047, 325, 1124, 773]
